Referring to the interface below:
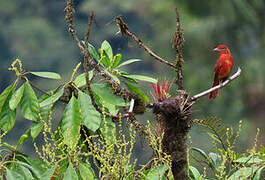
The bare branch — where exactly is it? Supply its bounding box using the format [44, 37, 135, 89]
[64, 0, 85, 53]
[190, 67, 242, 101]
[172, 8, 185, 90]
[114, 16, 176, 69]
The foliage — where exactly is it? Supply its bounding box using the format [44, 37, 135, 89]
[188, 119, 265, 179]
[0, 54, 171, 179]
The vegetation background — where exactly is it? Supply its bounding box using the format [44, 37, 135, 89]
[0, 0, 264, 168]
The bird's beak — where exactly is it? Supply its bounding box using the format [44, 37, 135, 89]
[213, 47, 220, 52]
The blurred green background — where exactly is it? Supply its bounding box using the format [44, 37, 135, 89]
[0, 0, 264, 165]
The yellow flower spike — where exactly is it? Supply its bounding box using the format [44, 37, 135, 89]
[8, 59, 24, 76]
[71, 62, 81, 81]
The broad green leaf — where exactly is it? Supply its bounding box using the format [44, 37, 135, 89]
[24, 156, 46, 176]
[228, 167, 259, 180]
[30, 71, 61, 80]
[105, 70, 120, 84]
[235, 156, 264, 164]
[17, 129, 30, 146]
[101, 40, 113, 61]
[191, 147, 209, 161]
[9, 163, 33, 180]
[40, 164, 57, 180]
[14, 161, 42, 179]
[189, 166, 201, 180]
[91, 83, 129, 106]
[88, 42, 100, 61]
[0, 83, 14, 113]
[116, 59, 141, 68]
[122, 75, 157, 83]
[6, 169, 24, 180]
[9, 83, 25, 110]
[40, 88, 64, 108]
[145, 164, 169, 180]
[125, 82, 150, 103]
[61, 96, 81, 149]
[30, 122, 44, 140]
[79, 163, 97, 180]
[20, 82, 40, 121]
[73, 71, 93, 87]
[253, 167, 264, 180]
[99, 117, 116, 143]
[78, 91, 101, 132]
[63, 163, 78, 180]
[0, 91, 16, 132]
[112, 53, 122, 68]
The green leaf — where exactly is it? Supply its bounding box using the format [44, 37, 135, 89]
[105, 70, 120, 84]
[0, 90, 16, 132]
[9, 83, 25, 110]
[125, 82, 150, 103]
[253, 166, 264, 180]
[78, 91, 101, 132]
[0, 83, 14, 113]
[91, 83, 129, 106]
[30, 122, 44, 140]
[73, 71, 93, 87]
[6, 169, 24, 180]
[111, 53, 122, 68]
[122, 74, 157, 83]
[61, 96, 81, 149]
[234, 156, 264, 164]
[9, 163, 33, 180]
[228, 167, 259, 180]
[24, 156, 46, 176]
[20, 82, 40, 121]
[30, 71, 61, 80]
[40, 88, 64, 108]
[145, 164, 169, 180]
[191, 147, 209, 161]
[63, 163, 78, 180]
[79, 163, 97, 180]
[40, 164, 57, 180]
[14, 161, 42, 179]
[116, 59, 141, 68]
[87, 42, 100, 61]
[189, 166, 201, 180]
[101, 40, 113, 61]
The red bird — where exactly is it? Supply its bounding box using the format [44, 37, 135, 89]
[209, 45, 234, 99]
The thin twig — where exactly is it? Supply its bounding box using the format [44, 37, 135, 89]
[172, 8, 184, 90]
[114, 16, 176, 69]
[190, 67, 242, 101]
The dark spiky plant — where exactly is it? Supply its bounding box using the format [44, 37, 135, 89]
[151, 80, 193, 179]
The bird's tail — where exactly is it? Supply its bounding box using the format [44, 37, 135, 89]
[209, 76, 219, 100]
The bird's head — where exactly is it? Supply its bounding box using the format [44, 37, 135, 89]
[213, 45, 231, 55]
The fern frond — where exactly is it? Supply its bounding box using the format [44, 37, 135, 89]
[193, 117, 229, 150]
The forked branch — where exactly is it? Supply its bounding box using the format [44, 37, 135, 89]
[190, 67, 242, 101]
